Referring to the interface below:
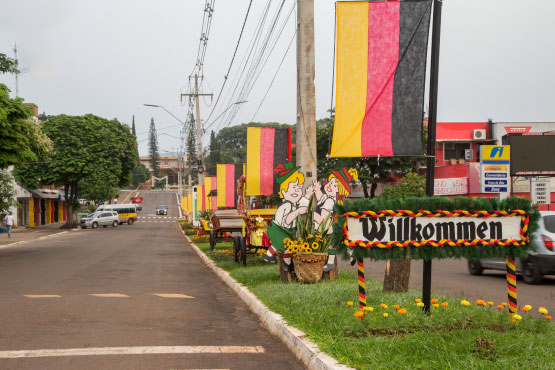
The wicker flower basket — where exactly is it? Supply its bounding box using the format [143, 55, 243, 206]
[292, 252, 327, 283]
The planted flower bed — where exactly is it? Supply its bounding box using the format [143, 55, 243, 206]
[192, 240, 554, 369]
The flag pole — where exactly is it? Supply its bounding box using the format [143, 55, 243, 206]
[423, 0, 443, 314]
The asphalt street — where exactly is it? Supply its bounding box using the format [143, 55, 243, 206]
[0, 191, 306, 370]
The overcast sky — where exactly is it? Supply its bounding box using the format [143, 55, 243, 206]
[1, 0, 554, 156]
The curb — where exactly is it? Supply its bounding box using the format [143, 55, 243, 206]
[179, 227, 354, 370]
[0, 230, 70, 250]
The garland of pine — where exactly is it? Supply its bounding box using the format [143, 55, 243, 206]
[332, 196, 540, 261]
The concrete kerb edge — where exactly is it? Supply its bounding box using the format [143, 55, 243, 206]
[178, 227, 354, 370]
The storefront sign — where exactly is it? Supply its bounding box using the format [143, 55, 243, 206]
[434, 177, 468, 196]
[481, 145, 510, 194]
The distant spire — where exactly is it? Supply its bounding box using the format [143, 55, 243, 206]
[131, 115, 136, 136]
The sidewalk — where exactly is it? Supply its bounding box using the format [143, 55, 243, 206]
[0, 222, 72, 247]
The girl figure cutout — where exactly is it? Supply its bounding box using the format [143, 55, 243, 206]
[312, 168, 358, 272]
[264, 162, 308, 270]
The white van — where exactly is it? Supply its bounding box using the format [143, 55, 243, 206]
[96, 204, 138, 225]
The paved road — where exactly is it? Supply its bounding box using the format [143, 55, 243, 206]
[339, 257, 555, 313]
[0, 191, 305, 370]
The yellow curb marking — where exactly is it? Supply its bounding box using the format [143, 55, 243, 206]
[89, 293, 129, 298]
[152, 293, 195, 299]
[23, 295, 62, 299]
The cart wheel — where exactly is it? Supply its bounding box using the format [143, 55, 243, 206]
[240, 237, 247, 266]
[233, 236, 241, 263]
[209, 230, 216, 250]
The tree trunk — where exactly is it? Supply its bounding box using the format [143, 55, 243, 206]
[383, 258, 411, 292]
[370, 182, 377, 199]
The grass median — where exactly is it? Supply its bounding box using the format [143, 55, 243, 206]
[194, 240, 554, 370]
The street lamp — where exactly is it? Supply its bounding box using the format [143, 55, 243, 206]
[143, 104, 187, 200]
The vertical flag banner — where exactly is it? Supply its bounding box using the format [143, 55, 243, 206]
[246, 126, 291, 195]
[205, 177, 213, 211]
[211, 177, 217, 210]
[331, 0, 432, 157]
[196, 185, 205, 211]
[216, 164, 244, 208]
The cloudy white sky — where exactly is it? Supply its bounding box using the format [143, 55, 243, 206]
[1, 0, 554, 155]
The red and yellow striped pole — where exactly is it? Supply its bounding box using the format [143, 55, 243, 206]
[357, 259, 366, 309]
[505, 257, 517, 313]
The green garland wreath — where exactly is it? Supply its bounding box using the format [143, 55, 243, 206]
[332, 196, 540, 261]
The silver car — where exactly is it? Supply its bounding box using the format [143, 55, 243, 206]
[468, 211, 555, 284]
[81, 211, 120, 229]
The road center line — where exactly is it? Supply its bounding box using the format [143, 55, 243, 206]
[152, 293, 195, 299]
[23, 295, 61, 299]
[0, 346, 265, 359]
[89, 293, 129, 298]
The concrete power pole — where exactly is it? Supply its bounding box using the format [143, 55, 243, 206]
[181, 74, 212, 186]
[296, 0, 317, 184]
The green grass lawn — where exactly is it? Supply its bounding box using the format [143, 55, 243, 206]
[195, 241, 554, 370]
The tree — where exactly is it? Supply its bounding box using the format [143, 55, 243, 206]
[0, 53, 18, 74]
[131, 115, 136, 137]
[14, 114, 137, 227]
[0, 169, 17, 217]
[381, 173, 426, 292]
[148, 117, 159, 177]
[206, 130, 220, 176]
[131, 163, 150, 186]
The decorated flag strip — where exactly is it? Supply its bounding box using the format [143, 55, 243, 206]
[331, 0, 431, 157]
[217, 164, 244, 208]
[246, 126, 291, 196]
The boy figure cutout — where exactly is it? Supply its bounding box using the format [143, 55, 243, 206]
[264, 162, 308, 270]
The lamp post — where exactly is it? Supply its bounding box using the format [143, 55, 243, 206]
[143, 104, 187, 201]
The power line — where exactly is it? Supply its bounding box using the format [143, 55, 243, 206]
[205, 0, 254, 126]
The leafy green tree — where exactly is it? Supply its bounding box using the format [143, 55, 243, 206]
[0, 169, 17, 217]
[131, 163, 150, 186]
[0, 53, 18, 74]
[148, 117, 159, 177]
[14, 114, 136, 227]
[206, 130, 220, 176]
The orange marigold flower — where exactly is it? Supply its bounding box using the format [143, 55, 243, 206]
[397, 308, 407, 315]
[522, 305, 532, 312]
[441, 302, 448, 307]
[354, 311, 364, 319]
[415, 298, 422, 303]
[476, 299, 487, 306]
[496, 304, 504, 310]
[431, 298, 438, 304]
[393, 304, 400, 310]
[380, 303, 388, 309]
[487, 301, 494, 306]
[546, 315, 552, 321]
[501, 302, 508, 306]
[346, 301, 354, 306]
[433, 304, 439, 308]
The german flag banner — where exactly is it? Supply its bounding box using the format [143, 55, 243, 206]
[331, 0, 431, 157]
[246, 126, 291, 195]
[217, 164, 244, 208]
[204, 176, 217, 211]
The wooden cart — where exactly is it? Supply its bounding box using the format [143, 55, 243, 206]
[209, 209, 243, 250]
[233, 208, 276, 266]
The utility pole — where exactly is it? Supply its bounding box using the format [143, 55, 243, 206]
[181, 74, 212, 186]
[296, 0, 317, 184]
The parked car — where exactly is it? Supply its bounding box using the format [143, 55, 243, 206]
[156, 205, 168, 215]
[81, 211, 120, 229]
[468, 211, 555, 284]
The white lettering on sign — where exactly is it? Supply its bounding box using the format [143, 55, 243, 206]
[347, 216, 522, 242]
[434, 178, 468, 196]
